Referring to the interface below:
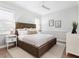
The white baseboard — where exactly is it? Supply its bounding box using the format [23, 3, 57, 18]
[57, 39, 66, 42]
[0, 45, 6, 49]
[0, 44, 14, 49]
[57, 40, 66, 44]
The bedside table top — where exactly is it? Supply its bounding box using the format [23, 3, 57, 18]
[6, 34, 17, 38]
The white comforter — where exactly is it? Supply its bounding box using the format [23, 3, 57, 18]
[18, 33, 54, 47]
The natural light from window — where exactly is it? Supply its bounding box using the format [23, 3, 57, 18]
[35, 18, 40, 31]
[0, 10, 15, 34]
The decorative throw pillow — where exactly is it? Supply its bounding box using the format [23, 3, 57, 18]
[27, 28, 37, 34]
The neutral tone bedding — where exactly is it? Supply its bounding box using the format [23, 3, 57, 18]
[18, 33, 54, 47]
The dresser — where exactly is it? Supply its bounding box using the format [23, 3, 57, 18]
[66, 33, 79, 56]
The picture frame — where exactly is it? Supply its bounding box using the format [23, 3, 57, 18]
[49, 19, 54, 27]
[55, 20, 61, 28]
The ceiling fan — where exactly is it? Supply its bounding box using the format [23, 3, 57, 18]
[41, 1, 50, 10]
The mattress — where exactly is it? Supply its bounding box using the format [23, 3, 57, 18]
[18, 33, 55, 47]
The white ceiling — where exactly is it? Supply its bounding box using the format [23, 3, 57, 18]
[12, 1, 78, 15]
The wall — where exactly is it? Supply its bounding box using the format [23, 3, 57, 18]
[77, 6, 79, 32]
[15, 8, 41, 24]
[41, 6, 78, 42]
[41, 6, 78, 32]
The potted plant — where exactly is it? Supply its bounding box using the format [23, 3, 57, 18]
[72, 21, 78, 34]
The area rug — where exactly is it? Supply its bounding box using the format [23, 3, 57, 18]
[8, 42, 65, 58]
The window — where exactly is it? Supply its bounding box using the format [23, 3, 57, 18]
[35, 18, 40, 31]
[0, 10, 15, 34]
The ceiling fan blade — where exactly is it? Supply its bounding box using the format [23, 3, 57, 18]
[42, 5, 50, 10]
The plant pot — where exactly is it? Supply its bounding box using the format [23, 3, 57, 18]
[72, 28, 77, 34]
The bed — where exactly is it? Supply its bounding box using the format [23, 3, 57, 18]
[16, 22, 57, 57]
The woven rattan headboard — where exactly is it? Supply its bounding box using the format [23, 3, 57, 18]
[16, 22, 36, 29]
[15, 22, 36, 35]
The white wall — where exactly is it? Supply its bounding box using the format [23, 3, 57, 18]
[77, 6, 79, 32]
[41, 6, 78, 32]
[15, 8, 41, 24]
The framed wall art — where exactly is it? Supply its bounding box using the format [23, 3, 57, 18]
[49, 19, 54, 27]
[55, 20, 61, 28]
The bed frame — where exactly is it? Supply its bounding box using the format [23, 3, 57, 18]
[17, 38, 56, 57]
[16, 22, 57, 57]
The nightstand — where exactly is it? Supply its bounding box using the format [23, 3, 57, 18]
[5, 35, 17, 50]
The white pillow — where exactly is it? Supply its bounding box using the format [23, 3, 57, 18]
[18, 30, 27, 35]
[17, 29, 27, 35]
